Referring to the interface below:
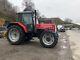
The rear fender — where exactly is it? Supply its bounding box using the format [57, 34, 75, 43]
[7, 22, 27, 32]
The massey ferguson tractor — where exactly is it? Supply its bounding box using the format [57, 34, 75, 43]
[7, 10, 58, 48]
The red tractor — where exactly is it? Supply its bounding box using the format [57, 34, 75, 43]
[7, 10, 58, 48]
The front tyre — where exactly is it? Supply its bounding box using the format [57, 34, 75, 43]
[40, 31, 58, 48]
[7, 25, 25, 45]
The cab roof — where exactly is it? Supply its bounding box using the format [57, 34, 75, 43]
[17, 11, 34, 14]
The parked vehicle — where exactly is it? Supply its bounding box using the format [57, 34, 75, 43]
[7, 10, 58, 48]
[57, 25, 65, 32]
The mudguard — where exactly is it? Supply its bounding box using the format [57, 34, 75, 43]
[7, 22, 27, 32]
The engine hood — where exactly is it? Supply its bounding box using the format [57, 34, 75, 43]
[36, 23, 56, 31]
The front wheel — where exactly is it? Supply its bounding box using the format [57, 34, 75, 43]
[40, 31, 58, 48]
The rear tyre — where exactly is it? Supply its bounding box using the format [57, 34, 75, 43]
[40, 31, 58, 48]
[7, 25, 25, 45]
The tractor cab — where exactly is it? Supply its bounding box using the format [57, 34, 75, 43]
[16, 10, 37, 31]
[15, 10, 57, 32]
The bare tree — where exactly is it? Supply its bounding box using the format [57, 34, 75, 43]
[23, 0, 35, 11]
[64, 18, 73, 24]
[0, 0, 17, 20]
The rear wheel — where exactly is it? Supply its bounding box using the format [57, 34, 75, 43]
[40, 31, 58, 48]
[7, 25, 25, 45]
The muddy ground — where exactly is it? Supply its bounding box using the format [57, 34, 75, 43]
[0, 32, 72, 60]
[67, 30, 80, 60]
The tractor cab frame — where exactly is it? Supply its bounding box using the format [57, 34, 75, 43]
[16, 10, 37, 32]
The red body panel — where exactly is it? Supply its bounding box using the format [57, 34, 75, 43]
[10, 22, 56, 32]
[13, 22, 27, 32]
[36, 23, 56, 32]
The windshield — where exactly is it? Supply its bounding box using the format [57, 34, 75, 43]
[22, 14, 33, 24]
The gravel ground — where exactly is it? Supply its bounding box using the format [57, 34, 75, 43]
[0, 32, 72, 60]
[66, 30, 80, 60]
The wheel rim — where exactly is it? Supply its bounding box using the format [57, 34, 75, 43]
[42, 33, 54, 45]
[8, 28, 20, 42]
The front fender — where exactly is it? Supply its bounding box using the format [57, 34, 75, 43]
[7, 22, 27, 32]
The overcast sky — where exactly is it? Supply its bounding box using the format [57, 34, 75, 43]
[8, 0, 80, 24]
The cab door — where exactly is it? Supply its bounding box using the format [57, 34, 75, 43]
[22, 14, 34, 32]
